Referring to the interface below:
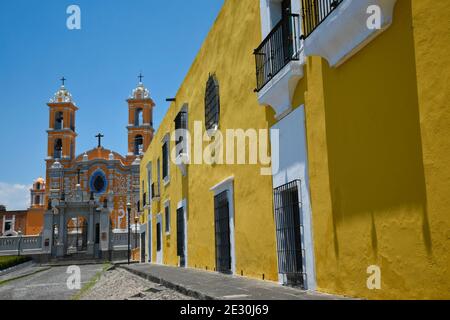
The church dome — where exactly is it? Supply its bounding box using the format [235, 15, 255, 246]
[32, 177, 45, 191]
[50, 85, 75, 104]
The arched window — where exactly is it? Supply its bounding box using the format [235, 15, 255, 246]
[134, 135, 144, 155]
[55, 112, 64, 130]
[36, 182, 41, 190]
[35, 195, 40, 205]
[54, 139, 63, 159]
[135, 108, 143, 126]
[205, 74, 220, 131]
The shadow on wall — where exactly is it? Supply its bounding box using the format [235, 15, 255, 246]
[321, 0, 432, 259]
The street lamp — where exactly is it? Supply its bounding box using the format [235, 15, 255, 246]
[134, 216, 139, 261]
[127, 202, 131, 265]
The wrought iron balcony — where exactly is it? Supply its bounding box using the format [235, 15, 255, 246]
[302, 0, 343, 39]
[254, 14, 301, 92]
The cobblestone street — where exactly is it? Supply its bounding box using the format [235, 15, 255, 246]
[81, 267, 194, 300]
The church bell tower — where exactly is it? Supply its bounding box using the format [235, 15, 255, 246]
[46, 78, 78, 164]
[126, 74, 154, 160]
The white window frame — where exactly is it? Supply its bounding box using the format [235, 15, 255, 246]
[164, 200, 171, 235]
[210, 176, 236, 275]
[259, 0, 302, 39]
[156, 213, 163, 264]
[146, 162, 152, 205]
[2, 215, 15, 234]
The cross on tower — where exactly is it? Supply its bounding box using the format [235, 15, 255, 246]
[61, 77, 66, 86]
[95, 133, 104, 148]
[138, 72, 144, 83]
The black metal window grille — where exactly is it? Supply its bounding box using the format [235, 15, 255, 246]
[174, 111, 188, 155]
[176, 207, 186, 267]
[162, 141, 169, 179]
[273, 180, 305, 288]
[205, 75, 220, 131]
[164, 204, 170, 233]
[302, 0, 343, 38]
[214, 191, 232, 274]
[254, 13, 301, 92]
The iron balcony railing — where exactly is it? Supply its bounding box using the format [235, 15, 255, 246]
[254, 13, 301, 92]
[302, 0, 343, 38]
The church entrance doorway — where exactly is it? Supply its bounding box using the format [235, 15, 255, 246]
[66, 216, 88, 254]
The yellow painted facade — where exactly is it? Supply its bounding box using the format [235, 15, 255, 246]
[141, 0, 450, 299]
[140, 0, 278, 281]
[292, 0, 450, 299]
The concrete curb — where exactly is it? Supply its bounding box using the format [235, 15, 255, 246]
[118, 265, 216, 300]
[0, 260, 34, 277]
[41, 260, 109, 267]
[0, 267, 51, 286]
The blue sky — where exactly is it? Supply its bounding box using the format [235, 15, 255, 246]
[0, 0, 223, 209]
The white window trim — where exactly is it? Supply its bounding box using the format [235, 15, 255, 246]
[210, 176, 236, 275]
[2, 215, 15, 235]
[156, 213, 163, 264]
[270, 105, 317, 290]
[146, 162, 152, 207]
[161, 134, 171, 186]
[164, 200, 171, 235]
[147, 212, 152, 263]
[177, 199, 188, 268]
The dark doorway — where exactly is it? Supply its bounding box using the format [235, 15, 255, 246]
[214, 191, 231, 274]
[156, 222, 162, 252]
[274, 180, 305, 288]
[176, 207, 186, 267]
[141, 232, 146, 263]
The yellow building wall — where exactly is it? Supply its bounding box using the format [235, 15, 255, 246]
[300, 0, 450, 299]
[141, 0, 278, 281]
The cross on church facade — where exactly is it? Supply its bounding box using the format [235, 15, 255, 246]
[96, 133, 104, 148]
[61, 77, 66, 86]
[138, 73, 144, 83]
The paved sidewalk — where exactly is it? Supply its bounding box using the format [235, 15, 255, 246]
[120, 264, 346, 300]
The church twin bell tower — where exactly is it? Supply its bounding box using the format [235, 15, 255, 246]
[44, 75, 154, 207]
[39, 75, 154, 259]
[45, 75, 154, 165]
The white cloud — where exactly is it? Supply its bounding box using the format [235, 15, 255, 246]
[0, 182, 31, 211]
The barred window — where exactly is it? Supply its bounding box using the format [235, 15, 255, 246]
[174, 110, 188, 155]
[205, 74, 220, 131]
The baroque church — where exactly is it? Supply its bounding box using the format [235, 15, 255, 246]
[39, 77, 154, 258]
